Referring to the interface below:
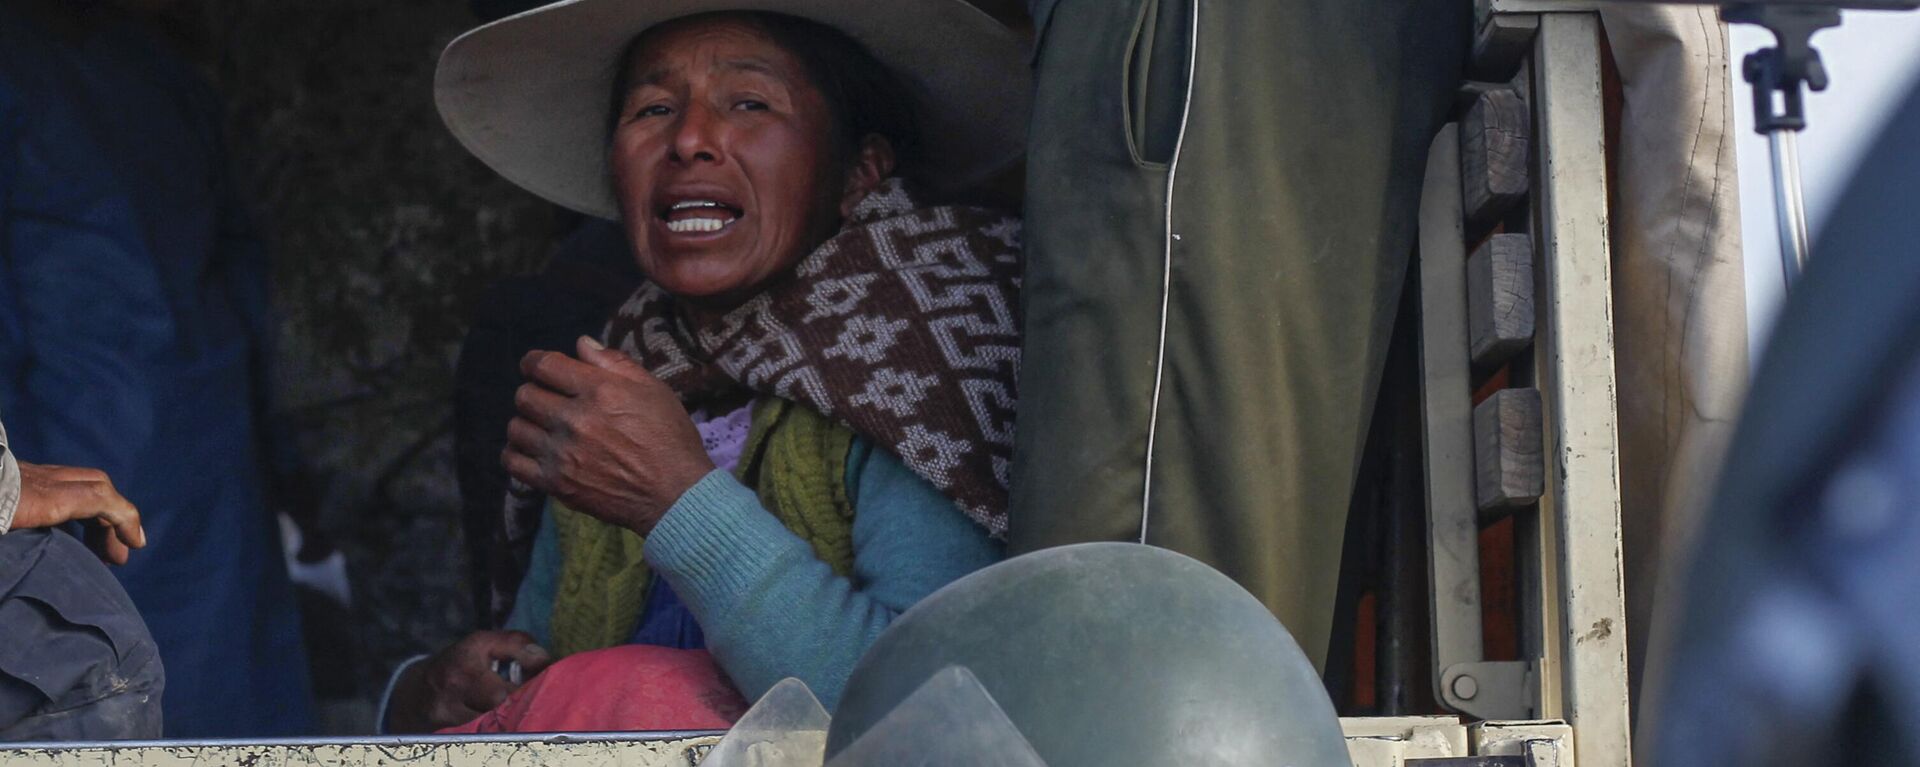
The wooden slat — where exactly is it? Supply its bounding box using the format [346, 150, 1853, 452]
[1468, 234, 1536, 368]
[1461, 89, 1531, 230]
[1474, 388, 1545, 511]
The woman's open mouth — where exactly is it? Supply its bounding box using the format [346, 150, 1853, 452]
[660, 200, 743, 235]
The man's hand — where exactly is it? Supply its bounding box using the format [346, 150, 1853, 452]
[13, 462, 145, 565]
[502, 336, 716, 536]
[387, 630, 552, 733]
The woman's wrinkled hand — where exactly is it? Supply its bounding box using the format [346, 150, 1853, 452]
[503, 336, 716, 536]
[13, 462, 145, 565]
[388, 630, 552, 733]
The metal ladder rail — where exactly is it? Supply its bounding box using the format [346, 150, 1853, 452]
[1416, 5, 1632, 766]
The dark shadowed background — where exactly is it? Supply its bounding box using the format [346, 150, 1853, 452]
[185, 0, 570, 729]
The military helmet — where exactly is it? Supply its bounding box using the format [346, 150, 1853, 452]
[826, 543, 1349, 766]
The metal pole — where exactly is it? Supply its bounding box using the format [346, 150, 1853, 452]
[1768, 128, 1813, 289]
[1726, 3, 1843, 293]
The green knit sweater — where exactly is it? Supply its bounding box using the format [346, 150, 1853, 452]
[548, 398, 857, 656]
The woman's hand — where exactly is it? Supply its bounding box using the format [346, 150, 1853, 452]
[387, 630, 552, 733]
[503, 336, 716, 536]
[13, 462, 145, 565]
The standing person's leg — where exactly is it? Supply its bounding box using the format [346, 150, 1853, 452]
[0, 529, 164, 741]
[1012, 0, 1467, 668]
[1012, 0, 1183, 565]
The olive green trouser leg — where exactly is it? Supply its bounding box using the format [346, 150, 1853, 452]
[1011, 0, 1468, 669]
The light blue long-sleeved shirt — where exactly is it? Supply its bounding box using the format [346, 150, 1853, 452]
[507, 437, 1001, 709]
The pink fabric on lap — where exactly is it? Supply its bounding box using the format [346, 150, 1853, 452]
[438, 645, 750, 734]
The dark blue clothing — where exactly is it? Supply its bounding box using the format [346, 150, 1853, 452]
[0, 8, 312, 737]
[0, 528, 164, 741]
[1651, 76, 1920, 767]
[627, 572, 706, 650]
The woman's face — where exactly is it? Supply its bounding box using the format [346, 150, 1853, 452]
[611, 17, 849, 311]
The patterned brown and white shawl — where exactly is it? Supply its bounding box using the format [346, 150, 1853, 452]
[501, 179, 1021, 590]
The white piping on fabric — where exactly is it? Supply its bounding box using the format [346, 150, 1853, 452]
[1139, 0, 1201, 544]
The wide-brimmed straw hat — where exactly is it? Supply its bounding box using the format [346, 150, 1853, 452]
[435, 0, 1031, 219]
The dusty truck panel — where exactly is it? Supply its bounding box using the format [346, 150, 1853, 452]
[0, 734, 725, 767]
[1343, 716, 1475, 763]
[0, 719, 1585, 766]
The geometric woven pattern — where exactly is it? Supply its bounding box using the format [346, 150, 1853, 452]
[602, 179, 1021, 536]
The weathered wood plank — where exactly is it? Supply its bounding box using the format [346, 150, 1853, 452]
[1468, 234, 1536, 368]
[1474, 388, 1544, 512]
[1460, 89, 1531, 230]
